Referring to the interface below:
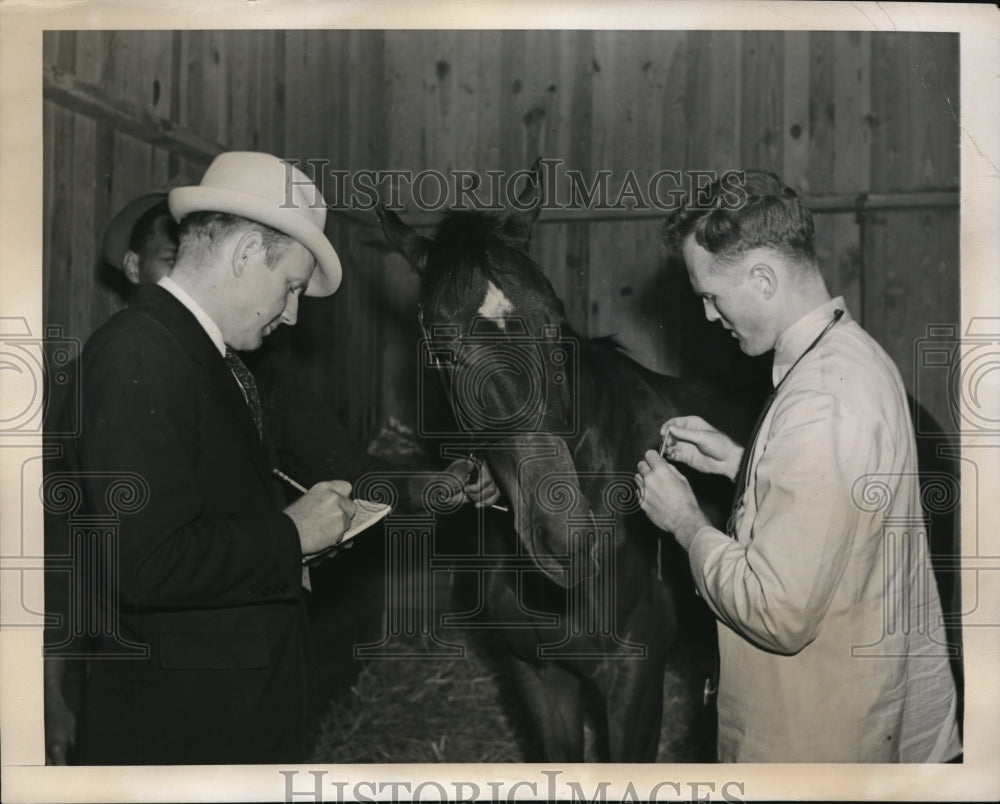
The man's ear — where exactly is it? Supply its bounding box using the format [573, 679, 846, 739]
[231, 230, 265, 278]
[750, 262, 777, 300]
[122, 251, 141, 285]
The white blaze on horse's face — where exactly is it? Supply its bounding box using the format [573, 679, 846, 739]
[477, 280, 515, 331]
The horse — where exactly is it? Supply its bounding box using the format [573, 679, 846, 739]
[376, 163, 755, 762]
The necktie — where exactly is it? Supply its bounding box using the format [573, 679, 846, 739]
[726, 309, 843, 537]
[225, 349, 263, 440]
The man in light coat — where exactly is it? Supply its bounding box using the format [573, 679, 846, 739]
[636, 170, 961, 762]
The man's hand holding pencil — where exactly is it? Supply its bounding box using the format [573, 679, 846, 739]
[280, 476, 356, 557]
[447, 456, 505, 510]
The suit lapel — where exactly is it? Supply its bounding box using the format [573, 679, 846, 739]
[132, 285, 285, 508]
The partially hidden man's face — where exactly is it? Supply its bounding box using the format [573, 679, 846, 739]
[125, 215, 178, 284]
[682, 234, 776, 357]
[222, 239, 316, 352]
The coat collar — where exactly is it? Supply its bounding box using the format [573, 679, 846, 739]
[772, 296, 851, 387]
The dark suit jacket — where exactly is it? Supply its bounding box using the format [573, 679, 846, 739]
[68, 284, 310, 764]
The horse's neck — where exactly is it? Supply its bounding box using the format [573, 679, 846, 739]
[571, 341, 665, 459]
[572, 341, 747, 455]
[569, 343, 668, 564]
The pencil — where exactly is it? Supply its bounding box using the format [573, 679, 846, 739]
[659, 431, 669, 458]
[273, 468, 308, 494]
[467, 453, 509, 512]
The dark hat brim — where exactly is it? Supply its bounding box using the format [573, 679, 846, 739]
[100, 192, 169, 270]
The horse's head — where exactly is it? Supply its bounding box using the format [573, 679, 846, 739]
[378, 160, 554, 318]
[377, 162, 607, 587]
[376, 161, 576, 439]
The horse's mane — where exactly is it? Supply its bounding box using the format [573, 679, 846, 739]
[430, 210, 508, 269]
[434, 208, 506, 242]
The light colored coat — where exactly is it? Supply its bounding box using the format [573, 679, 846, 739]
[688, 298, 961, 762]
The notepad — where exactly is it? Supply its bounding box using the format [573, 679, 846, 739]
[302, 498, 392, 566]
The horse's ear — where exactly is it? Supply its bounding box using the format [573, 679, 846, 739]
[502, 157, 543, 252]
[375, 204, 431, 274]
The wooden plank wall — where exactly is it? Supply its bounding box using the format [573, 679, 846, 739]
[378, 29, 959, 433]
[43, 29, 275, 345]
[43, 30, 959, 445]
[281, 30, 387, 439]
[866, 34, 961, 433]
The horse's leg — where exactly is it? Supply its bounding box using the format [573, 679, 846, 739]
[604, 653, 666, 761]
[601, 581, 675, 762]
[505, 655, 584, 762]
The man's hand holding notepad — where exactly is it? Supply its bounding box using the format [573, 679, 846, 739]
[274, 468, 392, 567]
[301, 498, 392, 566]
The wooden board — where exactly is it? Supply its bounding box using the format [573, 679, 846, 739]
[739, 31, 783, 173]
[782, 31, 811, 191]
[828, 31, 872, 320]
[40, 30, 960, 453]
[561, 29, 596, 336]
[867, 33, 959, 429]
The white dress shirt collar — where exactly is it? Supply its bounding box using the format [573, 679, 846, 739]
[157, 275, 227, 356]
[771, 296, 849, 387]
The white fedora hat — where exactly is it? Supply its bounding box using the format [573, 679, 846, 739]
[168, 151, 341, 296]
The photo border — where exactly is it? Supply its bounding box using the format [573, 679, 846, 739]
[2, 1, 997, 801]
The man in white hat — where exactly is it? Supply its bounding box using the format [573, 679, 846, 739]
[47, 168, 501, 764]
[66, 152, 356, 764]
